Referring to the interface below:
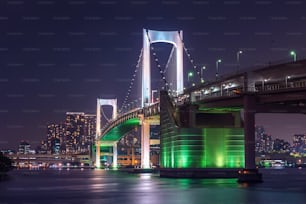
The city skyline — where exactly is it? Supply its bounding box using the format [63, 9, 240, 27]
[1, 1, 306, 149]
[256, 113, 306, 142]
[2, 112, 305, 151]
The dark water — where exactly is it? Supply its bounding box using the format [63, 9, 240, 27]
[1, 168, 306, 204]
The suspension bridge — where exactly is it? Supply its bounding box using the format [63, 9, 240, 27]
[94, 29, 306, 181]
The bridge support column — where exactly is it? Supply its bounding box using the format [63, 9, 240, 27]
[113, 142, 118, 169]
[95, 141, 101, 168]
[140, 114, 150, 169]
[244, 94, 256, 170]
[238, 94, 262, 182]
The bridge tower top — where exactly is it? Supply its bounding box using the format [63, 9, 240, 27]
[142, 29, 184, 107]
[96, 98, 117, 138]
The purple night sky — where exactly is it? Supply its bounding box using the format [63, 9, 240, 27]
[1, 0, 306, 149]
[256, 113, 306, 140]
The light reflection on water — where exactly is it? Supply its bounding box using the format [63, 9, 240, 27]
[1, 169, 306, 204]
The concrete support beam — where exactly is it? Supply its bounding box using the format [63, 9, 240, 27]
[139, 114, 151, 169]
[113, 142, 118, 168]
[243, 94, 256, 169]
[95, 141, 101, 168]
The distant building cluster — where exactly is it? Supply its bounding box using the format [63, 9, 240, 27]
[292, 134, 306, 155]
[18, 141, 34, 154]
[36, 112, 96, 155]
[255, 126, 306, 156]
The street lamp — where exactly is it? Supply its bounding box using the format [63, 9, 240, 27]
[237, 50, 243, 72]
[188, 71, 193, 82]
[285, 76, 291, 88]
[262, 79, 268, 91]
[201, 66, 206, 83]
[216, 59, 221, 79]
[290, 51, 296, 62]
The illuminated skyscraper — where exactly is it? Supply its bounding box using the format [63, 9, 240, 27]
[82, 114, 96, 153]
[18, 141, 31, 154]
[46, 112, 96, 155]
[255, 126, 273, 154]
[47, 123, 65, 154]
[65, 112, 85, 154]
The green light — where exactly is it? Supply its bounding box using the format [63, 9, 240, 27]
[101, 118, 140, 142]
[198, 107, 241, 112]
[216, 155, 224, 167]
[290, 51, 296, 62]
[161, 127, 245, 169]
[188, 72, 193, 77]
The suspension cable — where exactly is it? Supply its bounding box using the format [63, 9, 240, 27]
[163, 46, 175, 74]
[100, 106, 111, 122]
[146, 32, 170, 91]
[177, 32, 202, 82]
[119, 48, 143, 113]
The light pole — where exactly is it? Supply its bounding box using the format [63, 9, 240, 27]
[188, 71, 193, 82]
[237, 50, 243, 72]
[285, 76, 291, 88]
[290, 51, 296, 62]
[216, 59, 221, 80]
[262, 79, 268, 91]
[201, 66, 206, 83]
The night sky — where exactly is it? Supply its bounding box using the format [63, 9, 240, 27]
[1, 0, 306, 149]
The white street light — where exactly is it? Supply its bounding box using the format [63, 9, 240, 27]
[262, 79, 268, 91]
[201, 66, 206, 83]
[285, 76, 291, 88]
[216, 59, 222, 79]
[237, 50, 243, 72]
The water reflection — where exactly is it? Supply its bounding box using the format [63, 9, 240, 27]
[1, 169, 305, 204]
[160, 177, 238, 190]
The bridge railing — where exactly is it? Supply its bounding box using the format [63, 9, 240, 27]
[178, 70, 306, 104]
[143, 101, 160, 117]
[256, 78, 306, 92]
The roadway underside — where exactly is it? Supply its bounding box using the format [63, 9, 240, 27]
[101, 118, 140, 143]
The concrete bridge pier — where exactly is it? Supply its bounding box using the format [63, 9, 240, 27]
[95, 141, 101, 168]
[95, 141, 118, 169]
[113, 142, 118, 168]
[139, 114, 150, 169]
[238, 94, 262, 182]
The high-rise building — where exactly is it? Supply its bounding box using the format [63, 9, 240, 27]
[46, 123, 65, 154]
[36, 140, 48, 154]
[65, 112, 85, 154]
[82, 114, 96, 153]
[45, 112, 96, 155]
[255, 126, 273, 153]
[18, 141, 32, 154]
